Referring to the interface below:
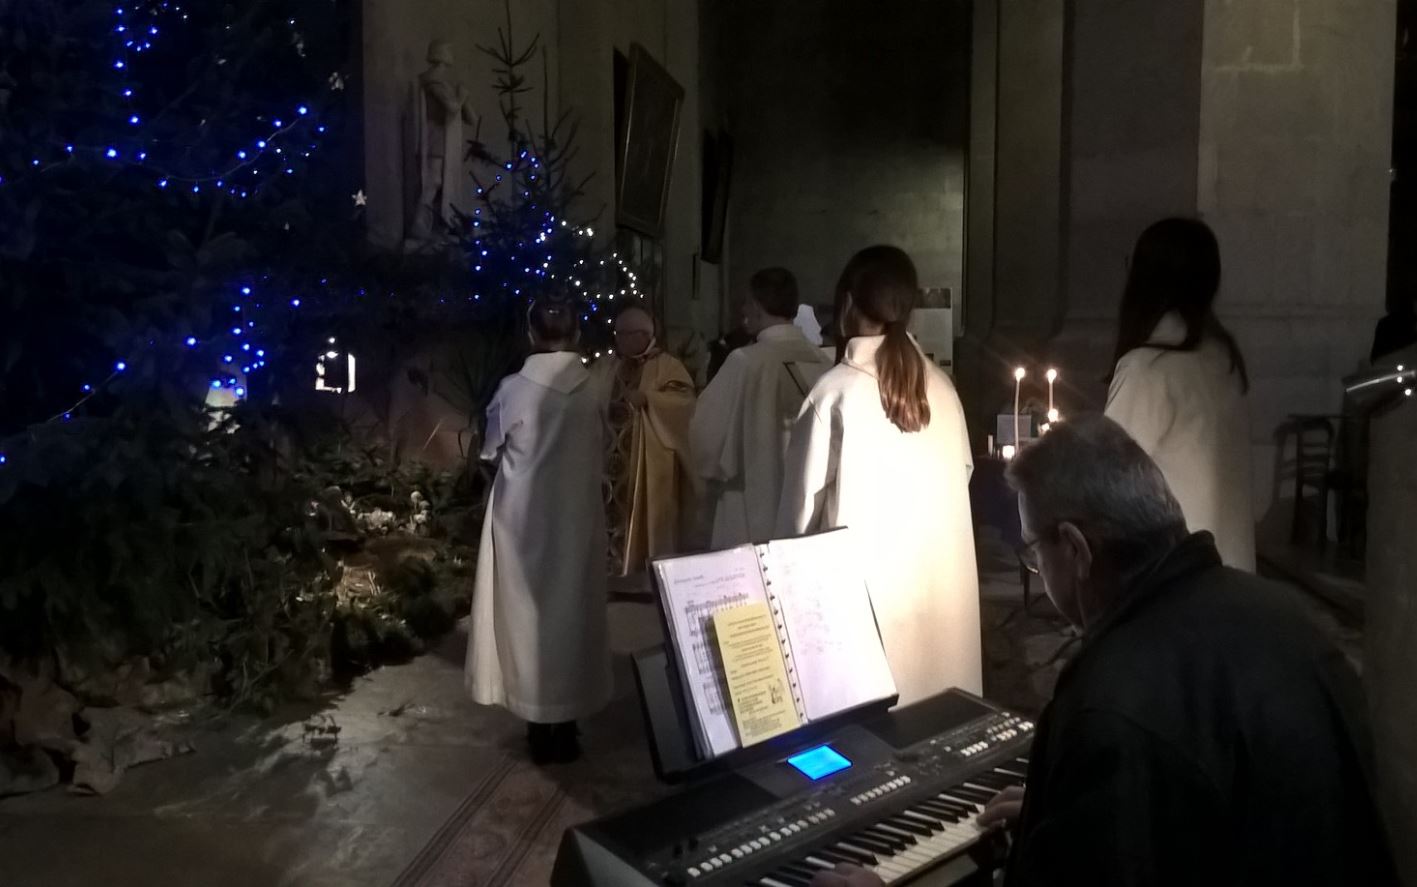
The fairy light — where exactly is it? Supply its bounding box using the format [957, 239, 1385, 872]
[3, 2, 337, 195]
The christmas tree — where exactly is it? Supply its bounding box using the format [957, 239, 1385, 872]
[0, 0, 356, 437]
[449, 1, 643, 354]
[0, 0, 367, 703]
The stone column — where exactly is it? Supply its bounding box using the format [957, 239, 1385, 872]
[1365, 396, 1417, 884]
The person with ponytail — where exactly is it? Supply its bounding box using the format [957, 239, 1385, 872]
[778, 245, 981, 707]
[1104, 218, 1255, 571]
[466, 297, 611, 764]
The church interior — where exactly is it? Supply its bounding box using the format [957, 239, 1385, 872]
[1, 0, 1415, 885]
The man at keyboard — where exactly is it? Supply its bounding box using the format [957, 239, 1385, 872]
[814, 415, 1397, 886]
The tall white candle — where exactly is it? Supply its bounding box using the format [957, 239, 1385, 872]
[1013, 367, 1026, 452]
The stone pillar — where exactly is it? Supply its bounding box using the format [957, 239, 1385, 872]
[1199, 0, 1396, 516]
[1365, 396, 1417, 884]
[1051, 0, 1206, 398]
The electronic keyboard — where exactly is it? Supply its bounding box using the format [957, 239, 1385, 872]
[553, 690, 1034, 886]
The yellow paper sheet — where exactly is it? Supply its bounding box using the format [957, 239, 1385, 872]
[713, 602, 802, 746]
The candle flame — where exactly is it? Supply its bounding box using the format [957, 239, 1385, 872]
[1046, 368, 1058, 383]
[1014, 367, 1026, 381]
[1001, 444, 1017, 460]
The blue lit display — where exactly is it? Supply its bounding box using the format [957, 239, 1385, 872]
[786, 746, 852, 781]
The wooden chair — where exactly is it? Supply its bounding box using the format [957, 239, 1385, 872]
[1281, 415, 1336, 546]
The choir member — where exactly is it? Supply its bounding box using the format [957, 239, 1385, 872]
[592, 304, 697, 575]
[1103, 217, 1255, 570]
[691, 267, 831, 549]
[465, 298, 611, 764]
[778, 245, 980, 706]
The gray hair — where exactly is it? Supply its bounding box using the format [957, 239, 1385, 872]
[1006, 414, 1188, 571]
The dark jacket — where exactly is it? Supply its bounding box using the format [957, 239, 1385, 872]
[1006, 533, 1397, 886]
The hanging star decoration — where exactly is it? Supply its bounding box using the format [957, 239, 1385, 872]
[328, 71, 345, 91]
[352, 189, 367, 207]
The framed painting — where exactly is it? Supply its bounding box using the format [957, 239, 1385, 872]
[616, 43, 684, 237]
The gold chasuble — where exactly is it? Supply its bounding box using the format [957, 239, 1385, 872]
[594, 352, 697, 576]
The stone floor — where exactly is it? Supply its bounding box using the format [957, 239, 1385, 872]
[0, 539, 1359, 887]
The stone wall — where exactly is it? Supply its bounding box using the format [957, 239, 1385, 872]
[1365, 393, 1417, 884]
[1198, 0, 1397, 516]
[973, 1, 1396, 516]
[704, 0, 971, 327]
[361, 0, 702, 329]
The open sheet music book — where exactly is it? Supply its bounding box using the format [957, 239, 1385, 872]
[652, 528, 898, 759]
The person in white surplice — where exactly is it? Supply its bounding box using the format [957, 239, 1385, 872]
[691, 267, 832, 548]
[778, 245, 981, 707]
[1103, 218, 1255, 571]
[466, 298, 611, 764]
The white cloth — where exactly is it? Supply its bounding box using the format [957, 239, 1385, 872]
[1104, 312, 1256, 571]
[691, 324, 831, 548]
[466, 352, 612, 722]
[794, 305, 824, 346]
[778, 335, 982, 706]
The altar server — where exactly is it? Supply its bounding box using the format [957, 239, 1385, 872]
[466, 298, 610, 764]
[692, 268, 831, 548]
[1104, 217, 1255, 571]
[778, 245, 981, 706]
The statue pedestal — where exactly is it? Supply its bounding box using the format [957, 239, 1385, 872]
[1365, 397, 1417, 883]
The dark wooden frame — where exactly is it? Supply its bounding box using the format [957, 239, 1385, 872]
[615, 43, 685, 237]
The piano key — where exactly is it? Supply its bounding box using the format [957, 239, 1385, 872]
[883, 815, 935, 837]
[939, 793, 986, 813]
[833, 843, 906, 879]
[915, 799, 969, 821]
[757, 878, 796, 887]
[867, 816, 923, 838]
[897, 810, 946, 832]
[969, 772, 1017, 790]
[779, 861, 821, 880]
[948, 785, 995, 805]
[851, 832, 903, 854]
[803, 855, 836, 870]
[830, 842, 878, 866]
[815, 848, 859, 867]
[768, 866, 814, 885]
[937, 792, 984, 813]
[863, 826, 913, 849]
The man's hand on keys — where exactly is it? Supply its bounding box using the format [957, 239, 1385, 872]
[809, 863, 885, 887]
[977, 785, 1025, 830]
[810, 786, 1025, 886]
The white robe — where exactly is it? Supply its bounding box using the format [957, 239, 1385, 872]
[466, 352, 612, 723]
[778, 336, 982, 707]
[1104, 312, 1256, 571]
[690, 324, 832, 549]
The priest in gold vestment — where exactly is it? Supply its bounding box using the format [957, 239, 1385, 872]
[592, 305, 698, 575]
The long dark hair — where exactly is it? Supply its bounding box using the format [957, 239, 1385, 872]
[836, 245, 930, 432]
[1109, 217, 1248, 391]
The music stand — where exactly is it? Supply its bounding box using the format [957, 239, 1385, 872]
[632, 562, 896, 784]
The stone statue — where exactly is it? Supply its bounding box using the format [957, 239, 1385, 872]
[405, 40, 479, 247]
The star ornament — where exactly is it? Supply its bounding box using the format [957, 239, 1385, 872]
[352, 189, 367, 207]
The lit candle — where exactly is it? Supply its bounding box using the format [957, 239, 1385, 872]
[1013, 367, 1026, 452]
[1001, 444, 1017, 461]
[1045, 368, 1058, 418]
